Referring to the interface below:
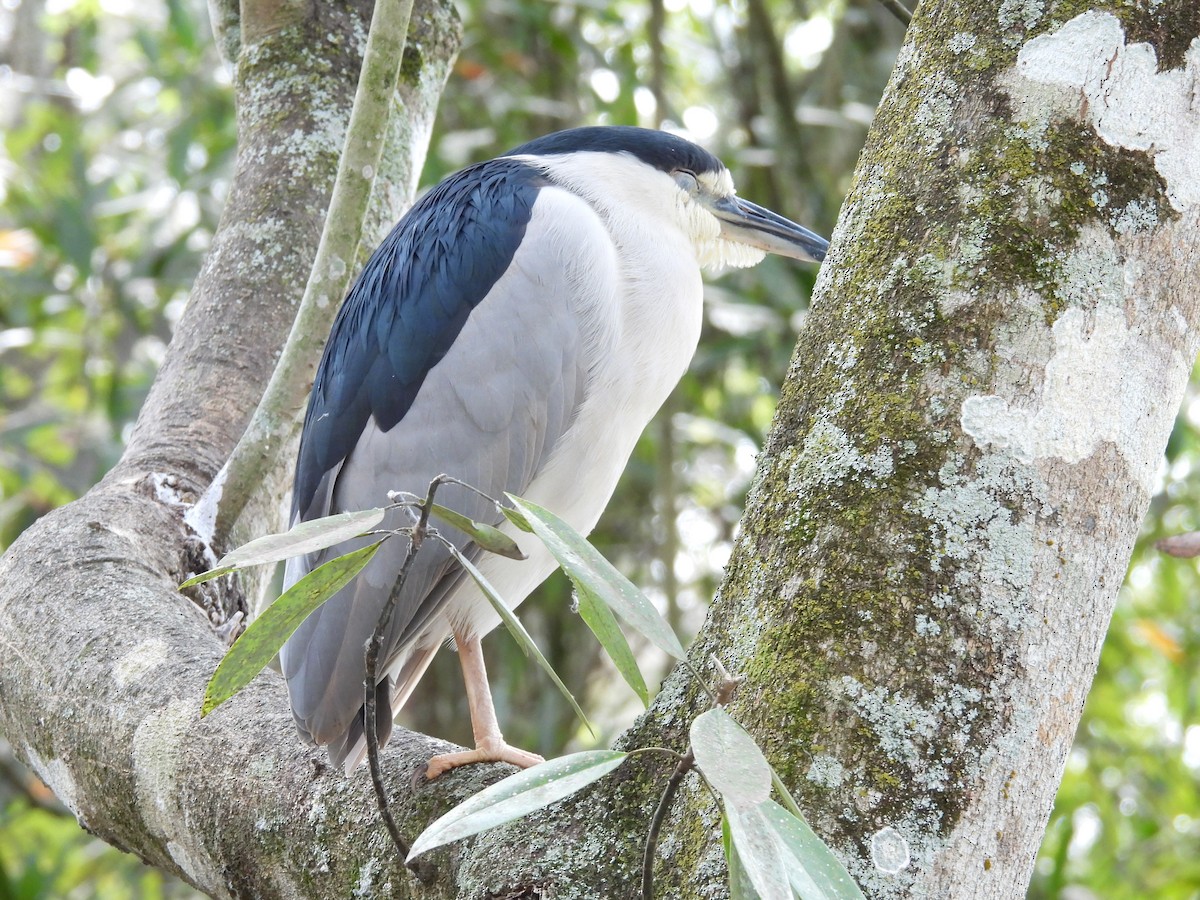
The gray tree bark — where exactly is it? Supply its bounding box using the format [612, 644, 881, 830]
[0, 1, 1197, 899]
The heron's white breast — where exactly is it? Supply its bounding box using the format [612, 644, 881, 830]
[450, 180, 705, 636]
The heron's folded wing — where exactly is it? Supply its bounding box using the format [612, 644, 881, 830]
[280, 168, 616, 748]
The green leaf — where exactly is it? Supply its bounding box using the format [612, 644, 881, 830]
[761, 800, 866, 900]
[180, 508, 386, 587]
[429, 503, 526, 560]
[725, 813, 764, 900]
[505, 494, 685, 659]
[201, 540, 384, 716]
[444, 544, 593, 734]
[179, 566, 236, 588]
[407, 750, 626, 861]
[726, 803, 792, 900]
[691, 708, 772, 810]
[499, 504, 534, 533]
[575, 583, 650, 706]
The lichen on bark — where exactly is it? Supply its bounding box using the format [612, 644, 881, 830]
[632, 2, 1200, 897]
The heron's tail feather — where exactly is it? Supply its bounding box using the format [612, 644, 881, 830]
[330, 643, 441, 775]
[327, 678, 393, 775]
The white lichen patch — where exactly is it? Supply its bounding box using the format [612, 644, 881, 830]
[806, 754, 846, 788]
[870, 826, 911, 874]
[1111, 198, 1160, 235]
[912, 75, 958, 153]
[151, 473, 187, 507]
[352, 857, 380, 899]
[1051, 227, 1126, 310]
[133, 699, 222, 890]
[914, 451, 1037, 632]
[184, 462, 225, 556]
[22, 745, 81, 819]
[788, 421, 896, 493]
[112, 638, 170, 689]
[1010, 11, 1200, 210]
[914, 613, 942, 637]
[998, 0, 1044, 37]
[837, 677, 948, 785]
[948, 33, 977, 55]
[961, 300, 1184, 494]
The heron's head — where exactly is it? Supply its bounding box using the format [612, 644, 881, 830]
[507, 126, 828, 271]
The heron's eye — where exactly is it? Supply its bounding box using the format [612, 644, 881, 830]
[673, 169, 700, 195]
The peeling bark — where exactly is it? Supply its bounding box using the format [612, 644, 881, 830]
[0, 1, 1197, 899]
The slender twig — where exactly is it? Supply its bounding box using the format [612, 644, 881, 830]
[363, 475, 451, 859]
[682, 658, 720, 707]
[209, 0, 417, 543]
[647, 0, 668, 125]
[641, 745, 695, 900]
[625, 746, 685, 764]
[393, 475, 510, 512]
[878, 0, 913, 25]
[0, 754, 67, 816]
[641, 659, 743, 899]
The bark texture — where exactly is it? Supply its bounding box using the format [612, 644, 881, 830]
[642, 2, 1200, 897]
[0, 1, 1198, 899]
[0, 1, 462, 896]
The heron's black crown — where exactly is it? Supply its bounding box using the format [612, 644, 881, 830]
[507, 126, 724, 178]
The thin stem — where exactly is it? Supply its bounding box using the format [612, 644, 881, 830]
[683, 658, 719, 707]
[642, 658, 744, 899]
[647, 0, 667, 125]
[0, 754, 67, 816]
[209, 0, 417, 543]
[625, 746, 684, 764]
[402, 474, 510, 511]
[364, 475, 450, 860]
[770, 770, 804, 821]
[642, 746, 694, 900]
[878, 0, 913, 25]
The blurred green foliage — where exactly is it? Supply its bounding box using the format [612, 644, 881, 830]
[0, 781, 195, 899]
[0, 0, 1196, 897]
[0, 0, 235, 550]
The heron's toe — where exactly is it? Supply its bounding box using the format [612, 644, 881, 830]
[425, 740, 545, 779]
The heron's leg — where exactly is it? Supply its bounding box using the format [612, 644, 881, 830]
[425, 632, 545, 779]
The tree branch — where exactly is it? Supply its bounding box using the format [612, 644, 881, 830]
[0, 1, 461, 895]
[210, 0, 419, 545]
[1, 3, 1197, 899]
[877, 0, 913, 26]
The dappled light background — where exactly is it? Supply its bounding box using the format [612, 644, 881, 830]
[0, 0, 1193, 896]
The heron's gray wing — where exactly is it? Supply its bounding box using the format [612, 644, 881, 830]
[280, 172, 612, 758]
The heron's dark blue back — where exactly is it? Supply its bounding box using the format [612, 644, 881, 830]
[292, 160, 548, 518]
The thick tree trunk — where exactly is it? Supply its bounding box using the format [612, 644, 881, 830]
[648, 3, 1200, 897]
[0, 1, 1197, 899]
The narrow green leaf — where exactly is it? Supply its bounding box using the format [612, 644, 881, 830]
[761, 800, 866, 900]
[201, 540, 384, 716]
[500, 504, 533, 533]
[220, 508, 386, 568]
[430, 503, 526, 560]
[724, 814, 764, 900]
[505, 494, 685, 659]
[407, 750, 627, 861]
[726, 803, 792, 900]
[179, 566, 236, 588]
[180, 508, 386, 587]
[575, 584, 650, 706]
[691, 708, 772, 810]
[445, 544, 592, 734]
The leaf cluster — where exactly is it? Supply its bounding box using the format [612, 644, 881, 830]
[184, 484, 865, 898]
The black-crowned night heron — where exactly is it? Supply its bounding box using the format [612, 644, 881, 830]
[281, 126, 828, 778]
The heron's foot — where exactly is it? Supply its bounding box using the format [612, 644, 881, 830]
[425, 738, 544, 780]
